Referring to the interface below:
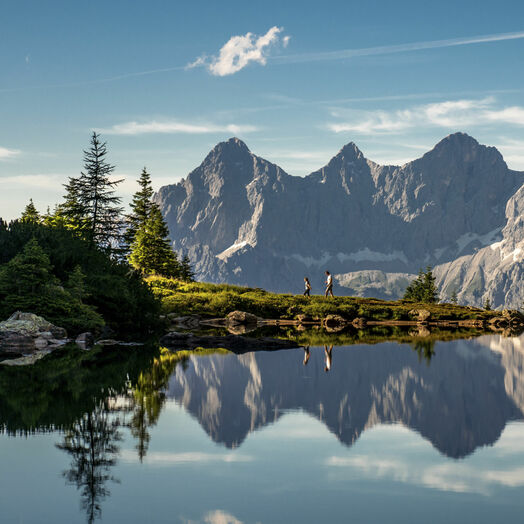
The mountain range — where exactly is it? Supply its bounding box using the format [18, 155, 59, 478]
[155, 133, 524, 307]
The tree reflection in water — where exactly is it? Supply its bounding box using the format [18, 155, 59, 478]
[56, 401, 122, 524]
[127, 347, 185, 461]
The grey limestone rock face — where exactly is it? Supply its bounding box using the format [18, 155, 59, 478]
[155, 133, 524, 307]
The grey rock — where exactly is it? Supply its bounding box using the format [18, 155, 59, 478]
[409, 309, 432, 322]
[0, 312, 68, 359]
[225, 311, 260, 325]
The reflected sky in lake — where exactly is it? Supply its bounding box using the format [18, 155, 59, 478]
[1, 333, 524, 523]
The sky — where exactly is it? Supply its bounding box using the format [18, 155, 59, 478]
[1, 0, 524, 220]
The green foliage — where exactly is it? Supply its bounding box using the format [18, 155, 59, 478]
[0, 221, 160, 337]
[450, 289, 458, 304]
[484, 297, 492, 311]
[149, 276, 493, 323]
[180, 254, 195, 282]
[124, 167, 154, 249]
[403, 266, 439, 303]
[63, 132, 124, 252]
[0, 238, 104, 334]
[67, 265, 87, 300]
[125, 168, 189, 279]
[21, 199, 40, 224]
[129, 206, 181, 277]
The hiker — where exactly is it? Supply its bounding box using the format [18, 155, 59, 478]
[324, 270, 334, 297]
[324, 344, 333, 372]
[303, 277, 312, 298]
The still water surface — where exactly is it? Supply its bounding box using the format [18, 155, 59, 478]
[1, 333, 524, 523]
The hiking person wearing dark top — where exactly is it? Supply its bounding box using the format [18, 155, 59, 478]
[325, 271, 334, 297]
[303, 277, 312, 298]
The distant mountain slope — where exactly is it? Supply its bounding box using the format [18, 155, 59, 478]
[155, 133, 524, 307]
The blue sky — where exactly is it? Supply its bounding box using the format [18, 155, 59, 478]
[1, 0, 524, 220]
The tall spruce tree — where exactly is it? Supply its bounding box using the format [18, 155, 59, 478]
[129, 206, 180, 277]
[450, 289, 458, 304]
[62, 132, 124, 251]
[124, 167, 154, 249]
[21, 199, 40, 223]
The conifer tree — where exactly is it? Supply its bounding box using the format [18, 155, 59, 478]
[21, 199, 40, 223]
[129, 206, 180, 277]
[67, 265, 87, 300]
[60, 176, 89, 233]
[403, 266, 439, 303]
[63, 132, 124, 251]
[180, 254, 195, 282]
[484, 297, 492, 311]
[124, 167, 154, 249]
[0, 238, 55, 298]
[450, 289, 458, 304]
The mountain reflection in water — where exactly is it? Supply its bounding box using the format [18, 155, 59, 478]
[167, 334, 524, 458]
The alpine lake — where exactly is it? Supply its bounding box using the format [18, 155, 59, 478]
[2, 325, 524, 524]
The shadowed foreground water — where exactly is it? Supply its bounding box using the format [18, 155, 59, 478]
[1, 332, 524, 523]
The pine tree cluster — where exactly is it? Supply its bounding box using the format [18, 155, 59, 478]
[125, 168, 194, 281]
[17, 132, 195, 281]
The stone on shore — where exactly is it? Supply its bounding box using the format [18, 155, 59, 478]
[226, 311, 260, 326]
[409, 309, 432, 322]
[0, 311, 68, 360]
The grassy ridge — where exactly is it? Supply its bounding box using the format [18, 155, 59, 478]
[148, 276, 498, 322]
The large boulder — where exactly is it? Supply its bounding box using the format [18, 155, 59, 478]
[0, 312, 68, 358]
[226, 311, 260, 326]
[409, 309, 432, 322]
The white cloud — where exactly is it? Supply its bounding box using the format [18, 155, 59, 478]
[204, 510, 244, 524]
[186, 55, 208, 70]
[0, 147, 20, 160]
[328, 97, 524, 134]
[189, 26, 289, 76]
[98, 119, 258, 136]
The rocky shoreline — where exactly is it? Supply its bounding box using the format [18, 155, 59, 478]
[167, 308, 524, 335]
[2, 306, 523, 366]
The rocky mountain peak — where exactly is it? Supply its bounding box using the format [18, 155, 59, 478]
[336, 141, 365, 161]
[202, 136, 252, 166]
[424, 132, 503, 163]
